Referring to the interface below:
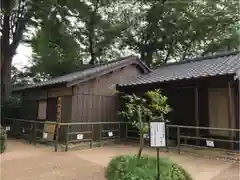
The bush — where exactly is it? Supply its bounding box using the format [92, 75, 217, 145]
[106, 155, 193, 180]
[0, 125, 7, 153]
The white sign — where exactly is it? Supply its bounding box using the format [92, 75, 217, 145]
[22, 128, 25, 133]
[143, 133, 149, 139]
[108, 132, 113, 137]
[206, 140, 215, 147]
[150, 122, 166, 147]
[43, 132, 48, 139]
[77, 134, 84, 140]
[5, 126, 11, 131]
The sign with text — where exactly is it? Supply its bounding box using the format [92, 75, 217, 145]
[108, 132, 113, 137]
[43, 132, 48, 139]
[150, 122, 166, 147]
[77, 134, 84, 140]
[5, 126, 11, 131]
[206, 140, 215, 147]
[57, 97, 62, 123]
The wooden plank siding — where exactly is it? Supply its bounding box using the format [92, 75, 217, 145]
[71, 64, 141, 122]
[11, 64, 144, 142]
[69, 65, 142, 141]
[119, 75, 239, 149]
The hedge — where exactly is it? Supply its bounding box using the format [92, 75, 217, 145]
[106, 155, 193, 180]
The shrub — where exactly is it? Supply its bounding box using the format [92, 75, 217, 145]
[119, 89, 171, 158]
[0, 125, 7, 153]
[106, 155, 192, 180]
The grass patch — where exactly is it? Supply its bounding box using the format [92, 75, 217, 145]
[106, 155, 193, 180]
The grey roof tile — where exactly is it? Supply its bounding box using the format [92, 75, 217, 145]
[120, 52, 240, 86]
[13, 55, 150, 91]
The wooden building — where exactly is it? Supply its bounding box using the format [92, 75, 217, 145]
[12, 56, 150, 141]
[118, 52, 240, 149]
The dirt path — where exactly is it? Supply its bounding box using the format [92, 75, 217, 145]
[1, 140, 239, 180]
[70, 145, 239, 180]
[211, 164, 240, 180]
[1, 140, 105, 180]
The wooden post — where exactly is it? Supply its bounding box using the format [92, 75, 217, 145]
[177, 127, 180, 153]
[166, 126, 169, 152]
[228, 82, 235, 149]
[118, 123, 121, 142]
[33, 122, 37, 145]
[99, 124, 102, 146]
[57, 97, 62, 123]
[65, 125, 69, 152]
[125, 123, 128, 140]
[55, 125, 59, 152]
[90, 124, 94, 148]
[238, 79, 240, 147]
[195, 87, 199, 145]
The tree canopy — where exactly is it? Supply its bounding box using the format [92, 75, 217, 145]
[29, 15, 83, 79]
[1, 0, 239, 102]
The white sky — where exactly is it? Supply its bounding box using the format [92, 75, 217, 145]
[12, 43, 32, 69]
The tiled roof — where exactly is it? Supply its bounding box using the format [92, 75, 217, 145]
[120, 52, 240, 87]
[13, 55, 150, 91]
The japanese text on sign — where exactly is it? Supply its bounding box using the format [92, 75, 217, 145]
[150, 122, 166, 147]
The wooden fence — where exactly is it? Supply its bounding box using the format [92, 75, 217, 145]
[2, 117, 240, 153]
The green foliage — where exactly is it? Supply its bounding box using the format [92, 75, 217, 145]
[0, 126, 7, 153]
[119, 89, 171, 157]
[106, 155, 193, 180]
[29, 15, 83, 80]
[11, 66, 32, 87]
[72, 0, 126, 65]
[119, 89, 171, 129]
[118, 0, 239, 66]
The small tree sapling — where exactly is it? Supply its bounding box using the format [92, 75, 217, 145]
[119, 89, 171, 158]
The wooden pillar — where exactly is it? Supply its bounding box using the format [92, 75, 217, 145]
[238, 79, 240, 128]
[195, 87, 199, 145]
[227, 82, 235, 149]
[237, 80, 240, 147]
[57, 96, 62, 123]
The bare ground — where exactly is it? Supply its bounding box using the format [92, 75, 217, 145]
[0, 139, 239, 180]
[1, 140, 105, 180]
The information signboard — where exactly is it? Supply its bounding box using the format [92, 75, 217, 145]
[150, 122, 166, 147]
[149, 121, 166, 180]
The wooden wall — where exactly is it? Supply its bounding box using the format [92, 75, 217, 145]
[71, 64, 142, 122]
[69, 64, 142, 141]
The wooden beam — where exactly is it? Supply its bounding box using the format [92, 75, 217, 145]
[195, 87, 199, 145]
[227, 81, 235, 149]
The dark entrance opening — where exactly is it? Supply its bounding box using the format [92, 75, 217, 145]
[46, 97, 57, 122]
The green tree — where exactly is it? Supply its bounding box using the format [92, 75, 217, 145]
[29, 15, 83, 79]
[118, 0, 239, 66]
[119, 89, 171, 158]
[11, 66, 31, 86]
[0, 0, 98, 103]
[72, 0, 126, 65]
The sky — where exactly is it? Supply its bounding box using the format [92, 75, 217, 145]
[12, 43, 32, 69]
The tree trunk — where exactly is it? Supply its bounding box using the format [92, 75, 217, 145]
[1, 55, 12, 104]
[1, 8, 12, 104]
[137, 128, 144, 158]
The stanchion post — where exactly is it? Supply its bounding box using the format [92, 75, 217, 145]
[177, 127, 180, 153]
